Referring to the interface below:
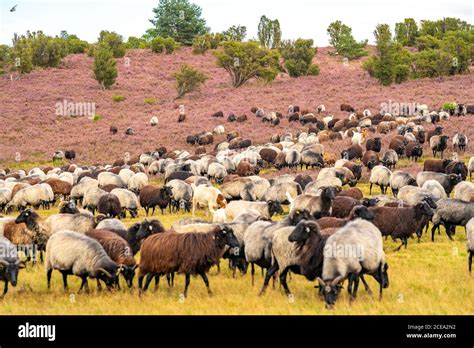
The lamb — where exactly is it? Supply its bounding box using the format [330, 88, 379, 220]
[85, 229, 137, 288]
[288, 187, 337, 218]
[0, 236, 25, 297]
[421, 180, 447, 201]
[431, 199, 474, 241]
[139, 185, 173, 216]
[262, 181, 302, 203]
[97, 193, 122, 218]
[453, 133, 468, 152]
[191, 185, 226, 216]
[317, 205, 375, 230]
[382, 150, 398, 169]
[430, 135, 449, 158]
[45, 230, 118, 291]
[369, 165, 392, 195]
[138, 225, 239, 297]
[369, 202, 434, 250]
[82, 188, 107, 214]
[389, 171, 416, 197]
[127, 172, 149, 194]
[416, 172, 462, 195]
[110, 188, 140, 218]
[453, 181, 474, 202]
[225, 200, 282, 221]
[467, 218, 474, 273]
[316, 219, 388, 306]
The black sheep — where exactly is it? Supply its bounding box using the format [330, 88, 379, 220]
[97, 194, 122, 218]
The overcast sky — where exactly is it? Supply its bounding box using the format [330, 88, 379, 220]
[0, 0, 472, 45]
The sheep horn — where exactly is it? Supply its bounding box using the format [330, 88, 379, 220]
[331, 275, 345, 287]
[0, 259, 10, 266]
[98, 268, 112, 278]
[316, 277, 325, 287]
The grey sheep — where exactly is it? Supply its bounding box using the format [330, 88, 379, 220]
[70, 178, 99, 205]
[416, 171, 462, 195]
[45, 230, 118, 291]
[398, 186, 439, 205]
[96, 218, 127, 234]
[421, 180, 447, 201]
[431, 199, 474, 241]
[389, 171, 416, 197]
[288, 187, 337, 218]
[316, 219, 388, 306]
[127, 172, 149, 194]
[262, 181, 302, 203]
[241, 178, 271, 201]
[300, 150, 324, 170]
[225, 200, 282, 221]
[166, 179, 193, 212]
[98, 172, 126, 188]
[82, 188, 107, 214]
[305, 178, 343, 193]
[382, 149, 398, 169]
[369, 165, 392, 195]
[0, 236, 25, 297]
[110, 188, 140, 218]
[207, 163, 228, 184]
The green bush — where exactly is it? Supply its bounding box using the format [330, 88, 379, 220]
[98, 31, 126, 58]
[280, 39, 319, 77]
[112, 95, 125, 102]
[144, 97, 157, 104]
[11, 34, 33, 74]
[151, 37, 177, 54]
[393, 64, 410, 83]
[173, 64, 208, 98]
[126, 36, 149, 49]
[192, 33, 223, 54]
[307, 64, 320, 76]
[0, 45, 10, 65]
[412, 49, 452, 78]
[92, 43, 118, 90]
[442, 102, 457, 112]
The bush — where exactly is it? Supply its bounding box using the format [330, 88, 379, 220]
[126, 36, 149, 49]
[98, 31, 126, 58]
[393, 64, 410, 83]
[214, 41, 280, 87]
[92, 43, 118, 90]
[173, 64, 208, 98]
[151, 37, 177, 54]
[394, 18, 419, 46]
[144, 97, 157, 105]
[91, 113, 102, 122]
[307, 64, 320, 76]
[412, 49, 452, 78]
[327, 21, 368, 59]
[280, 39, 319, 77]
[192, 33, 223, 54]
[442, 102, 457, 112]
[0, 45, 10, 65]
[11, 34, 33, 74]
[112, 95, 125, 102]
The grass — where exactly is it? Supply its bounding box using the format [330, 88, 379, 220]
[112, 95, 125, 102]
[1, 182, 473, 315]
[144, 97, 157, 105]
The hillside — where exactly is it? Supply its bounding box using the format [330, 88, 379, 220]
[0, 46, 473, 164]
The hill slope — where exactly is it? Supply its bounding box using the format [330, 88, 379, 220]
[0, 47, 473, 163]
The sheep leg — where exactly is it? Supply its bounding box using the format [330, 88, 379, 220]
[154, 275, 160, 291]
[2, 281, 8, 297]
[96, 279, 102, 291]
[143, 273, 154, 292]
[199, 271, 213, 296]
[61, 271, 68, 291]
[79, 276, 89, 293]
[259, 263, 279, 296]
[431, 224, 438, 242]
[369, 183, 373, 195]
[47, 269, 53, 290]
[359, 275, 372, 295]
[166, 273, 174, 288]
[469, 251, 472, 274]
[394, 241, 404, 252]
[279, 267, 292, 296]
[404, 237, 408, 249]
[251, 263, 255, 286]
[351, 275, 360, 301]
[183, 273, 191, 298]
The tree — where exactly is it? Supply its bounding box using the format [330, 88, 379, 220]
[327, 21, 368, 59]
[412, 49, 453, 78]
[257, 16, 282, 49]
[280, 39, 319, 77]
[98, 31, 126, 58]
[11, 34, 33, 74]
[92, 43, 118, 90]
[173, 64, 208, 98]
[222, 25, 247, 41]
[441, 33, 470, 74]
[214, 41, 280, 87]
[148, 0, 208, 45]
[395, 18, 419, 46]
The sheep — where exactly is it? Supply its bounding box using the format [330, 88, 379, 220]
[288, 187, 337, 218]
[5, 184, 54, 212]
[45, 230, 118, 291]
[369, 202, 434, 249]
[125, 128, 135, 136]
[58, 200, 81, 214]
[382, 150, 398, 169]
[138, 225, 239, 296]
[52, 151, 64, 162]
[453, 133, 468, 152]
[150, 116, 158, 126]
[431, 199, 474, 241]
[405, 142, 423, 162]
[330, 196, 378, 218]
[388, 138, 405, 157]
[430, 135, 449, 158]
[317, 205, 375, 230]
[468, 157, 474, 181]
[362, 150, 380, 170]
[139, 185, 173, 216]
[178, 114, 186, 122]
[166, 180, 193, 212]
[337, 187, 363, 200]
[127, 172, 148, 194]
[225, 200, 282, 221]
[316, 104, 326, 113]
[305, 177, 343, 193]
[341, 145, 363, 161]
[192, 185, 226, 216]
[98, 172, 125, 189]
[85, 229, 137, 288]
[165, 171, 195, 183]
[213, 125, 225, 134]
[389, 171, 416, 197]
[340, 104, 355, 112]
[241, 178, 271, 201]
[453, 181, 474, 202]
[0, 236, 25, 297]
[207, 163, 227, 184]
[426, 126, 443, 142]
[82, 188, 107, 214]
[71, 178, 99, 205]
[421, 180, 447, 201]
[445, 161, 468, 181]
[316, 219, 388, 306]
[294, 174, 313, 191]
[43, 178, 72, 200]
[0, 188, 12, 211]
[236, 161, 258, 176]
[423, 159, 452, 173]
[110, 188, 140, 218]
[110, 126, 118, 134]
[300, 150, 324, 170]
[97, 193, 122, 218]
[369, 166, 392, 195]
[262, 182, 302, 203]
[467, 218, 474, 273]
[416, 172, 462, 195]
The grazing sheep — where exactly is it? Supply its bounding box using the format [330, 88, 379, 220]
[0, 188, 12, 211]
[369, 166, 392, 195]
[6, 184, 54, 212]
[362, 150, 380, 170]
[317, 205, 375, 230]
[430, 135, 449, 158]
[262, 182, 302, 203]
[382, 150, 398, 169]
[71, 178, 99, 205]
[416, 172, 462, 195]
[127, 172, 149, 194]
[225, 200, 282, 221]
[421, 180, 447, 201]
[138, 225, 239, 296]
[341, 145, 363, 161]
[207, 163, 227, 184]
[389, 171, 416, 197]
[213, 125, 225, 134]
[82, 188, 107, 214]
[45, 230, 118, 291]
[388, 138, 405, 157]
[98, 172, 125, 189]
[178, 114, 186, 122]
[85, 229, 137, 288]
[288, 187, 337, 218]
[340, 104, 355, 112]
[0, 236, 25, 297]
[445, 161, 468, 181]
[453, 133, 468, 152]
[405, 142, 423, 162]
[330, 196, 378, 218]
[294, 174, 313, 190]
[317, 104, 326, 113]
[337, 187, 363, 200]
[453, 181, 474, 202]
[431, 199, 474, 241]
[43, 178, 72, 200]
[192, 185, 226, 216]
[150, 116, 159, 126]
[423, 159, 452, 173]
[97, 193, 122, 218]
[110, 188, 140, 218]
[139, 185, 173, 216]
[58, 200, 80, 214]
[316, 219, 388, 306]
[125, 128, 135, 136]
[300, 150, 324, 170]
[166, 180, 193, 212]
[241, 178, 271, 201]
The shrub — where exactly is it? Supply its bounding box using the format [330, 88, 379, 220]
[144, 97, 157, 105]
[192, 33, 222, 54]
[214, 41, 280, 87]
[307, 64, 320, 76]
[151, 37, 178, 54]
[280, 38, 319, 77]
[173, 64, 208, 98]
[412, 49, 453, 78]
[92, 43, 118, 90]
[98, 31, 126, 58]
[395, 18, 419, 46]
[442, 102, 457, 112]
[10, 34, 33, 74]
[91, 113, 102, 122]
[112, 95, 125, 102]
[126, 36, 149, 49]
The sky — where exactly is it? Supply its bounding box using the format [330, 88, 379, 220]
[0, 0, 472, 46]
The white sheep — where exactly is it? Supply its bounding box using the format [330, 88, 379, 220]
[369, 165, 392, 195]
[150, 116, 158, 126]
[127, 172, 149, 193]
[421, 180, 447, 201]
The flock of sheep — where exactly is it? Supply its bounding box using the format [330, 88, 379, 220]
[0, 102, 473, 308]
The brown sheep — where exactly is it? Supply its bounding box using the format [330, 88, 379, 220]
[423, 159, 452, 174]
[227, 131, 239, 141]
[236, 161, 258, 177]
[236, 114, 247, 122]
[341, 145, 363, 160]
[343, 162, 363, 180]
[337, 187, 363, 200]
[317, 205, 375, 230]
[101, 184, 120, 193]
[389, 138, 406, 157]
[340, 104, 355, 112]
[259, 148, 278, 165]
[331, 196, 378, 218]
[43, 178, 72, 199]
[178, 114, 186, 123]
[362, 150, 380, 169]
